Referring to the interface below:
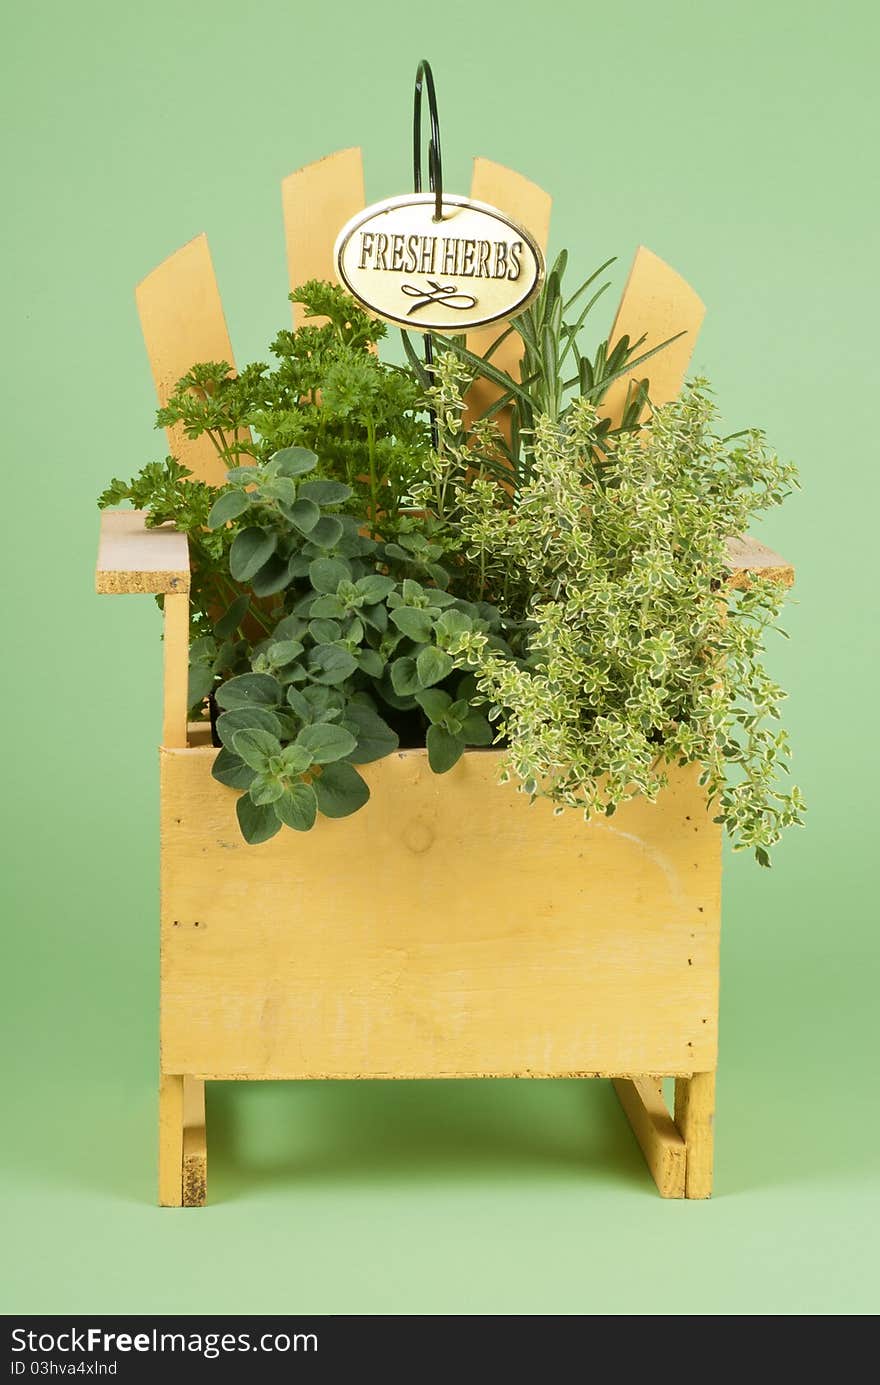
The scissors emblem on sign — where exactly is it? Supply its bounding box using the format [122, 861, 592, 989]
[401, 280, 479, 316]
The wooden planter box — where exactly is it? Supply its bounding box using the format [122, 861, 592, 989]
[162, 746, 720, 1085]
[97, 149, 792, 1204]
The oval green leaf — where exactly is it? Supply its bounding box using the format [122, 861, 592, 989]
[341, 704, 399, 763]
[268, 639, 304, 667]
[229, 527, 277, 582]
[306, 644, 358, 686]
[314, 762, 370, 818]
[357, 648, 384, 679]
[207, 489, 251, 529]
[272, 446, 318, 477]
[231, 727, 282, 771]
[212, 747, 257, 790]
[188, 663, 216, 705]
[250, 772, 285, 806]
[390, 656, 420, 696]
[308, 516, 346, 549]
[390, 607, 435, 643]
[415, 688, 452, 723]
[236, 794, 282, 844]
[297, 479, 352, 506]
[295, 722, 357, 764]
[462, 712, 494, 746]
[249, 553, 293, 597]
[213, 593, 250, 639]
[417, 646, 454, 688]
[275, 781, 318, 832]
[289, 497, 321, 534]
[309, 557, 353, 593]
[215, 672, 282, 710]
[215, 706, 284, 749]
[427, 724, 465, 774]
[356, 574, 396, 604]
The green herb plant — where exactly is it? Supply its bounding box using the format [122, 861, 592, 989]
[154, 281, 429, 532]
[100, 262, 802, 861]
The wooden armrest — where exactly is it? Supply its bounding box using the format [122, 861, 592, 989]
[94, 511, 789, 600]
[96, 510, 190, 595]
[724, 535, 794, 589]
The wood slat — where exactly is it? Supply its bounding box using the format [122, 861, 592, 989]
[282, 147, 365, 327]
[187, 721, 214, 748]
[675, 1070, 716, 1198]
[162, 592, 190, 750]
[725, 534, 794, 588]
[158, 1073, 184, 1207]
[613, 1076, 687, 1197]
[600, 245, 705, 428]
[160, 751, 720, 1080]
[96, 510, 790, 599]
[465, 158, 552, 431]
[136, 233, 241, 488]
[182, 1076, 207, 1207]
[95, 510, 190, 595]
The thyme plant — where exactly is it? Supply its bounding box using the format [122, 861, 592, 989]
[436, 371, 804, 863]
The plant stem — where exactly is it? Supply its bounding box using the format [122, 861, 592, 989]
[366, 414, 379, 538]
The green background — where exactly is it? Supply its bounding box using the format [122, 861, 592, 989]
[2, 0, 877, 1316]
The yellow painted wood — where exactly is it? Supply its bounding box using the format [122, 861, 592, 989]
[675, 1070, 716, 1198]
[187, 721, 214, 748]
[726, 534, 794, 588]
[599, 245, 705, 428]
[182, 1077, 207, 1208]
[158, 1073, 183, 1207]
[95, 509, 787, 604]
[160, 750, 721, 1080]
[464, 159, 552, 432]
[95, 510, 190, 596]
[283, 148, 365, 327]
[162, 592, 190, 750]
[613, 1076, 687, 1197]
[136, 233, 242, 488]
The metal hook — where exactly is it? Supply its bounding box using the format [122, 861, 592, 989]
[413, 59, 443, 222]
[412, 60, 444, 448]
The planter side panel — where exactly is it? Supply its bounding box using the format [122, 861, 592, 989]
[160, 749, 721, 1078]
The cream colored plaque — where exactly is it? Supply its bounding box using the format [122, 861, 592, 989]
[334, 193, 544, 332]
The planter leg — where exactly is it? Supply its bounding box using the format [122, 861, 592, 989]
[182, 1076, 207, 1207]
[159, 1075, 207, 1206]
[612, 1076, 686, 1197]
[158, 1074, 183, 1207]
[674, 1071, 716, 1198]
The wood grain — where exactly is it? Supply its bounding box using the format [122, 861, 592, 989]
[162, 592, 190, 750]
[599, 245, 705, 428]
[158, 1073, 183, 1207]
[136, 233, 242, 488]
[283, 148, 365, 328]
[182, 1076, 207, 1207]
[96, 510, 789, 598]
[613, 1076, 687, 1197]
[725, 534, 794, 588]
[675, 1070, 716, 1198]
[95, 510, 190, 595]
[160, 750, 721, 1080]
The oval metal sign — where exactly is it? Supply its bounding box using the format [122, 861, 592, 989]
[334, 193, 544, 333]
